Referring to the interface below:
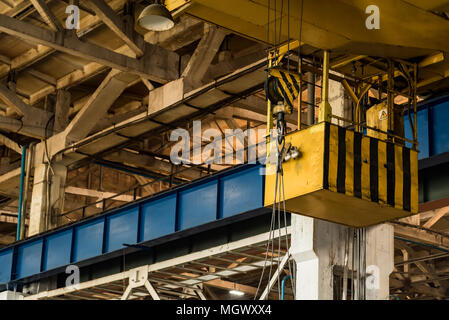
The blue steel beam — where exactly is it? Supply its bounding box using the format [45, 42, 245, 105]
[0, 164, 264, 285]
[405, 94, 449, 160]
[2, 92, 449, 287]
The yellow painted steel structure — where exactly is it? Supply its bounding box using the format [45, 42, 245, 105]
[264, 122, 418, 227]
[166, 0, 449, 94]
[166, 0, 449, 59]
[267, 68, 301, 109]
[366, 103, 389, 141]
[164, 0, 427, 227]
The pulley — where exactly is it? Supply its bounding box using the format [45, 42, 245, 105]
[264, 67, 301, 114]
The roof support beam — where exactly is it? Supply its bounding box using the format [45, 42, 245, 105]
[145, 16, 204, 51]
[104, 150, 201, 181]
[0, 82, 38, 116]
[0, 116, 47, 139]
[64, 70, 139, 142]
[422, 207, 449, 229]
[0, 133, 21, 154]
[0, 0, 125, 78]
[182, 24, 226, 91]
[395, 241, 444, 290]
[0, 13, 179, 83]
[29, 0, 63, 32]
[65, 186, 137, 202]
[53, 89, 71, 133]
[88, 0, 145, 57]
[27, 68, 57, 85]
[0, 83, 52, 138]
[134, 175, 158, 194]
[394, 223, 449, 251]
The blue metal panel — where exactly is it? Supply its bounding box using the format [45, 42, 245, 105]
[16, 239, 43, 279]
[0, 164, 267, 284]
[430, 100, 449, 156]
[0, 249, 13, 284]
[178, 180, 218, 230]
[43, 229, 72, 271]
[105, 207, 139, 252]
[140, 193, 177, 241]
[219, 166, 263, 219]
[405, 109, 429, 159]
[73, 218, 104, 262]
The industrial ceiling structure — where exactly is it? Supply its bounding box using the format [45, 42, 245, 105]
[0, 0, 449, 301]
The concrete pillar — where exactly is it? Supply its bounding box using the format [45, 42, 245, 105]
[365, 223, 394, 300]
[28, 143, 67, 236]
[306, 72, 315, 126]
[290, 68, 393, 300]
[329, 77, 352, 127]
[0, 291, 23, 300]
[290, 215, 394, 300]
[291, 215, 347, 300]
[54, 89, 71, 133]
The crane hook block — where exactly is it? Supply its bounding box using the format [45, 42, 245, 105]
[265, 68, 301, 111]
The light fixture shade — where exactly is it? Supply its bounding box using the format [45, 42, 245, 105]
[229, 290, 245, 296]
[138, 4, 174, 31]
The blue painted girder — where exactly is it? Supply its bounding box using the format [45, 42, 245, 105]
[0, 164, 264, 285]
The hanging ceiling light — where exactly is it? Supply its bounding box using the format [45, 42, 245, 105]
[229, 290, 245, 296]
[137, 1, 174, 32]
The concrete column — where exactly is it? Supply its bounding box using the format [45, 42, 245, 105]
[54, 89, 71, 133]
[28, 143, 67, 236]
[306, 72, 315, 126]
[329, 77, 352, 127]
[0, 291, 23, 300]
[365, 223, 394, 300]
[291, 215, 347, 300]
[290, 215, 394, 300]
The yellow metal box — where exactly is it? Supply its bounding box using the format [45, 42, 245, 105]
[264, 122, 418, 227]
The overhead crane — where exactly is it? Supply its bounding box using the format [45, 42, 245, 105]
[258, 37, 420, 299]
[161, 0, 437, 299]
[2, 0, 449, 300]
[263, 41, 419, 227]
[160, 0, 449, 229]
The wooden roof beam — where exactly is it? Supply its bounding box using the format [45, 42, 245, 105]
[182, 24, 226, 91]
[0, 132, 21, 154]
[63, 69, 139, 142]
[422, 207, 449, 229]
[0, 115, 48, 138]
[0, 13, 179, 83]
[0, 82, 34, 116]
[104, 150, 202, 181]
[27, 68, 57, 85]
[29, 0, 63, 32]
[145, 16, 204, 51]
[0, 0, 127, 78]
[88, 0, 145, 58]
[0, 83, 53, 138]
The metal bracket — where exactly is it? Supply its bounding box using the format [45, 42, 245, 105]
[121, 266, 160, 300]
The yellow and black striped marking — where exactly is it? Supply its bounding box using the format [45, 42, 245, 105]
[323, 123, 418, 213]
[268, 68, 301, 108]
